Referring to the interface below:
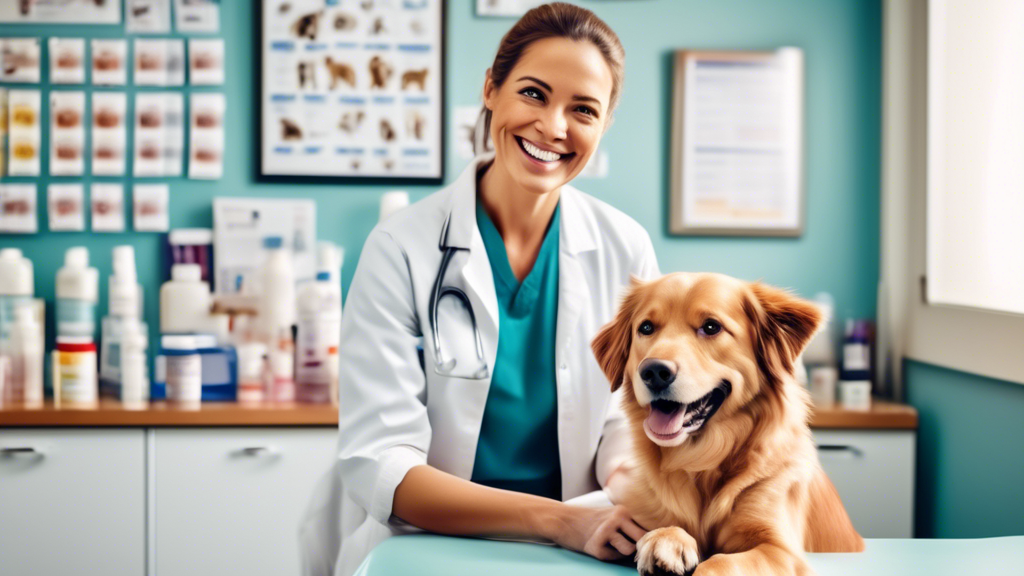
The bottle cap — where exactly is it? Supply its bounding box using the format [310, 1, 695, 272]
[162, 335, 198, 351]
[171, 263, 202, 282]
[64, 247, 89, 269]
[263, 236, 283, 249]
[112, 246, 137, 282]
[168, 228, 213, 246]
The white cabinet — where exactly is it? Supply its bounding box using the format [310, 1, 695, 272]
[813, 429, 916, 538]
[0, 429, 146, 576]
[153, 428, 337, 576]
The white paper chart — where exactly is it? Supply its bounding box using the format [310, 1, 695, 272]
[260, 0, 442, 180]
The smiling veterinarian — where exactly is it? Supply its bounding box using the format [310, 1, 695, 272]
[300, 4, 658, 575]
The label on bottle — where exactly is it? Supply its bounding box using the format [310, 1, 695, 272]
[843, 343, 870, 371]
[57, 298, 96, 337]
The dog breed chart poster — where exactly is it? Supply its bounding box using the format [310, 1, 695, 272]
[261, 0, 442, 181]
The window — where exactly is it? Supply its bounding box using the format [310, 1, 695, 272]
[879, 0, 1024, 395]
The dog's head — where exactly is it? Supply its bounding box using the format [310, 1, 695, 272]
[592, 272, 822, 448]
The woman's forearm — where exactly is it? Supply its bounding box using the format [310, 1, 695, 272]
[392, 464, 566, 541]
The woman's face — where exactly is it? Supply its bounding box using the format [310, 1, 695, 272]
[484, 36, 614, 196]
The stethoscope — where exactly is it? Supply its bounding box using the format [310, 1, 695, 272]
[428, 213, 489, 380]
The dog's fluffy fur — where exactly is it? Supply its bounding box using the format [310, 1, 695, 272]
[592, 273, 864, 576]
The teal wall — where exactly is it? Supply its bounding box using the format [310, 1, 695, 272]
[0, 0, 881, 355]
[905, 360, 1024, 538]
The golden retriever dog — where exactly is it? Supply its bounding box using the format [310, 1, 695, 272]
[592, 273, 864, 576]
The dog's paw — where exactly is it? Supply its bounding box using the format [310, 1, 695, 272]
[636, 527, 700, 576]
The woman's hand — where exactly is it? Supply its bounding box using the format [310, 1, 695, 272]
[544, 504, 648, 562]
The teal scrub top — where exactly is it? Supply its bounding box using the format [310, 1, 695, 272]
[470, 199, 562, 501]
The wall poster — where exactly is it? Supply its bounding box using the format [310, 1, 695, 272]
[260, 0, 444, 183]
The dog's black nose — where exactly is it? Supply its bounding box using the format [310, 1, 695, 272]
[639, 358, 677, 393]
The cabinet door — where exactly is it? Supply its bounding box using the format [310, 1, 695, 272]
[0, 429, 146, 576]
[154, 427, 337, 576]
[812, 429, 916, 538]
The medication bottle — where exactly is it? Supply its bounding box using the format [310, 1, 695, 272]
[0, 248, 34, 355]
[55, 336, 98, 408]
[163, 335, 202, 408]
[803, 293, 837, 406]
[269, 348, 294, 403]
[56, 247, 99, 339]
[296, 272, 341, 404]
[119, 319, 149, 409]
[168, 228, 214, 289]
[160, 263, 214, 334]
[257, 236, 296, 352]
[236, 341, 267, 404]
[9, 304, 43, 407]
[101, 246, 146, 394]
[841, 319, 872, 382]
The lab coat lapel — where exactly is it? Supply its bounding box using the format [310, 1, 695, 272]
[555, 186, 598, 362]
[441, 156, 500, 348]
[555, 187, 597, 498]
[435, 156, 500, 480]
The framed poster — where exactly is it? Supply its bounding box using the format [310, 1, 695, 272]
[670, 48, 805, 236]
[260, 0, 444, 183]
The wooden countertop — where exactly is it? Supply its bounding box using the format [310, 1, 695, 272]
[0, 400, 338, 427]
[809, 399, 918, 429]
[0, 398, 916, 429]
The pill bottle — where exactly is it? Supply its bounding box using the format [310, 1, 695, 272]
[9, 304, 43, 407]
[163, 335, 201, 408]
[236, 341, 267, 404]
[55, 336, 98, 408]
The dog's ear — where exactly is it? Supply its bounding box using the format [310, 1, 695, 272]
[592, 278, 645, 392]
[743, 282, 824, 389]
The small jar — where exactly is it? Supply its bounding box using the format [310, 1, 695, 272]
[162, 335, 202, 408]
[236, 341, 267, 404]
[55, 336, 98, 407]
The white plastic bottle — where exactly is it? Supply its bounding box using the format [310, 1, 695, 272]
[160, 264, 212, 334]
[56, 247, 99, 339]
[803, 293, 838, 406]
[163, 335, 202, 407]
[0, 248, 34, 355]
[296, 272, 341, 404]
[257, 235, 296, 353]
[101, 246, 147, 392]
[236, 341, 268, 404]
[9, 304, 43, 407]
[316, 242, 343, 402]
[119, 318, 149, 409]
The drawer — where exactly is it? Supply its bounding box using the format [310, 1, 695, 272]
[812, 429, 916, 538]
[153, 427, 337, 576]
[0, 429, 146, 576]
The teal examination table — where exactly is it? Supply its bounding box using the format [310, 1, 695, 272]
[354, 534, 1024, 576]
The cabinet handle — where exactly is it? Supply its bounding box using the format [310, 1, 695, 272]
[816, 444, 863, 457]
[1, 447, 43, 457]
[236, 446, 278, 457]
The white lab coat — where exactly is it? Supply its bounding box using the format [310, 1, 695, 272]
[299, 154, 660, 576]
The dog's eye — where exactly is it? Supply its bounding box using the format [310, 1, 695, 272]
[638, 320, 655, 336]
[699, 319, 722, 336]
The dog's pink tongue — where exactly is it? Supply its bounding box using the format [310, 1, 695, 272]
[647, 406, 686, 436]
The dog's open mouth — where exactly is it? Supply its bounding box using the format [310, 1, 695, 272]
[645, 381, 732, 440]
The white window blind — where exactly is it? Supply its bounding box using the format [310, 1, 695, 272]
[927, 0, 1024, 315]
